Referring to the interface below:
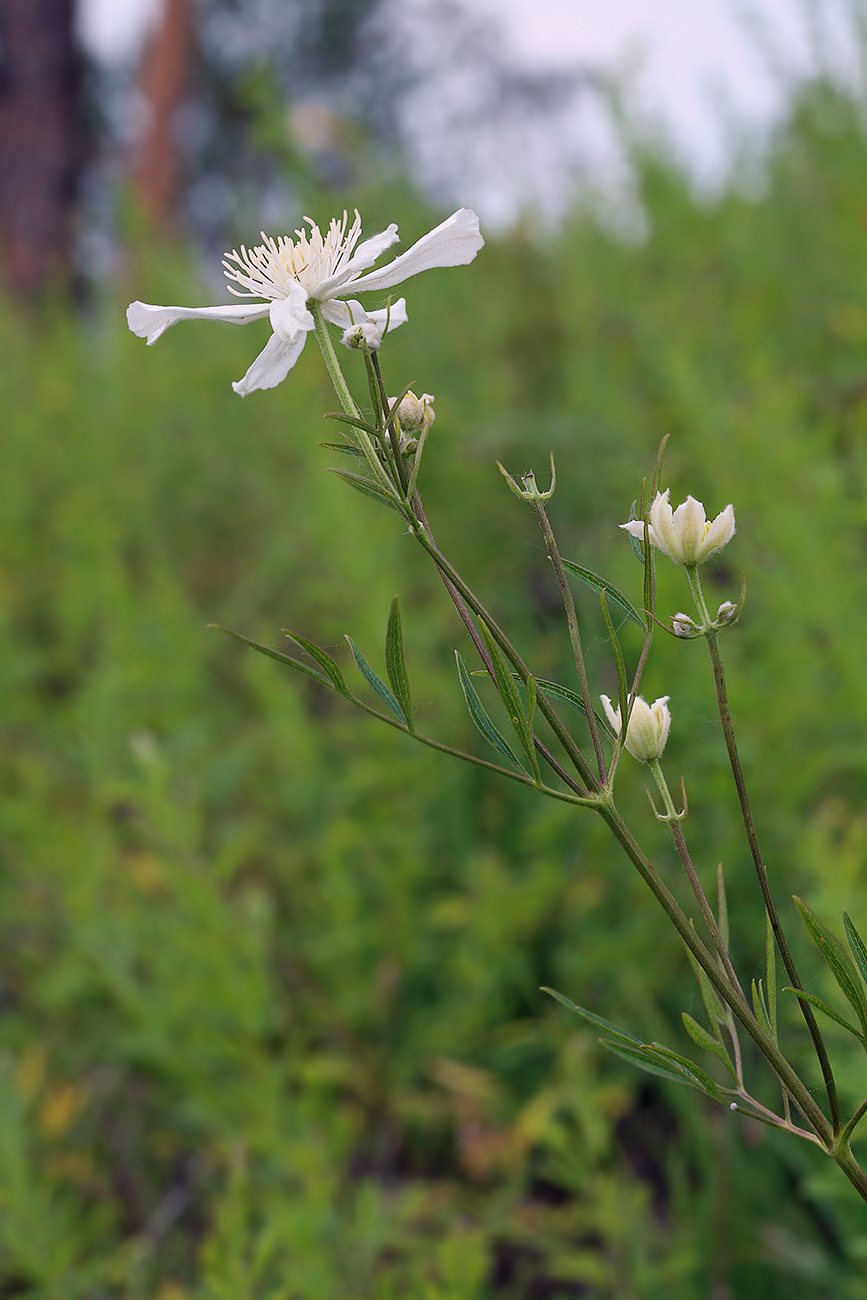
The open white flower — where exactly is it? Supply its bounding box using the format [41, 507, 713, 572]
[127, 208, 484, 396]
[621, 490, 735, 566]
[600, 694, 672, 763]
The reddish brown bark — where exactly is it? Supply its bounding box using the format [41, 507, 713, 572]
[134, 0, 192, 231]
[0, 0, 83, 295]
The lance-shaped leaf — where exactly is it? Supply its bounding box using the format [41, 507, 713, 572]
[751, 979, 772, 1035]
[540, 988, 641, 1046]
[456, 652, 527, 773]
[602, 1041, 727, 1103]
[685, 945, 727, 1031]
[476, 619, 538, 775]
[560, 557, 645, 628]
[283, 632, 350, 695]
[346, 636, 407, 724]
[793, 897, 867, 1039]
[319, 441, 365, 458]
[325, 410, 384, 439]
[844, 911, 867, 988]
[328, 468, 405, 516]
[782, 988, 866, 1046]
[385, 597, 414, 732]
[212, 624, 347, 695]
[681, 1013, 738, 1084]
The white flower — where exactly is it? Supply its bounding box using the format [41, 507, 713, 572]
[600, 694, 672, 763]
[127, 208, 484, 396]
[621, 490, 735, 566]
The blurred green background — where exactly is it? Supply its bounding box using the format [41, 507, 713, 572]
[4, 62, 867, 1298]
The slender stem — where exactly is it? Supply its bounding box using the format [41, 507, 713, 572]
[532, 497, 607, 782]
[839, 1096, 867, 1148]
[411, 524, 600, 791]
[668, 816, 745, 998]
[685, 564, 842, 1134]
[371, 351, 411, 498]
[310, 299, 360, 419]
[599, 802, 835, 1146]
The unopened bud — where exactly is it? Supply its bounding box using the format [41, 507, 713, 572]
[671, 612, 698, 638]
[715, 600, 738, 626]
[341, 319, 384, 351]
[391, 390, 435, 433]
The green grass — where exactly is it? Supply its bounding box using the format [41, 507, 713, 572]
[2, 76, 867, 1297]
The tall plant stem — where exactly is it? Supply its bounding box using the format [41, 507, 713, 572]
[532, 497, 607, 782]
[411, 525, 600, 791]
[685, 565, 841, 1134]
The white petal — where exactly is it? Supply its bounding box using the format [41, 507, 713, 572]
[347, 209, 484, 295]
[671, 496, 708, 565]
[321, 297, 408, 333]
[269, 286, 314, 341]
[696, 504, 736, 562]
[648, 490, 680, 562]
[231, 329, 308, 396]
[599, 694, 621, 736]
[313, 224, 401, 299]
[126, 300, 270, 345]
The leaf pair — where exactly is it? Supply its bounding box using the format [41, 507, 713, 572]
[788, 899, 867, 1048]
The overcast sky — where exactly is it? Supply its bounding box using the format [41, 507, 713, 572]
[76, 0, 851, 218]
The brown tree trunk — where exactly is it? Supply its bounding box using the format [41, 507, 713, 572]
[134, 0, 192, 232]
[0, 0, 83, 296]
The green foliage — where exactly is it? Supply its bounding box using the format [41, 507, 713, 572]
[5, 69, 867, 1298]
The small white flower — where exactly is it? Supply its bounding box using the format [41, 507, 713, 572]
[600, 693, 672, 763]
[341, 318, 385, 351]
[621, 490, 735, 566]
[127, 208, 484, 396]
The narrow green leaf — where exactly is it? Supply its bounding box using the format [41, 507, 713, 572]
[456, 652, 527, 773]
[682, 1012, 738, 1083]
[327, 468, 405, 516]
[282, 631, 350, 696]
[319, 441, 365, 457]
[211, 624, 333, 688]
[525, 673, 537, 733]
[751, 978, 772, 1034]
[540, 988, 640, 1045]
[476, 620, 537, 771]
[385, 597, 414, 732]
[783, 987, 866, 1045]
[602, 1041, 727, 1102]
[486, 672, 613, 737]
[325, 410, 383, 439]
[685, 943, 727, 1028]
[346, 636, 407, 724]
[793, 896, 867, 1037]
[844, 911, 867, 988]
[560, 557, 645, 628]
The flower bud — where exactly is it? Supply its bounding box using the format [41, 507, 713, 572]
[671, 612, 698, 638]
[391, 390, 435, 433]
[341, 319, 384, 350]
[715, 600, 738, 626]
[621, 490, 735, 566]
[601, 694, 672, 763]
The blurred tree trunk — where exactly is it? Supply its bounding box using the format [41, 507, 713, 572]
[134, 0, 192, 232]
[0, 0, 83, 296]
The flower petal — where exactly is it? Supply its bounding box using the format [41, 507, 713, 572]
[269, 285, 315, 341]
[599, 694, 621, 736]
[696, 504, 736, 562]
[648, 490, 680, 562]
[126, 300, 270, 345]
[671, 496, 708, 564]
[321, 297, 408, 333]
[347, 209, 484, 295]
[231, 329, 309, 397]
[313, 224, 401, 299]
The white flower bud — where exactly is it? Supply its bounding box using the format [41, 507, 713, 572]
[671, 612, 698, 638]
[390, 390, 435, 433]
[621, 490, 735, 566]
[341, 319, 384, 350]
[715, 600, 738, 625]
[600, 694, 672, 763]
